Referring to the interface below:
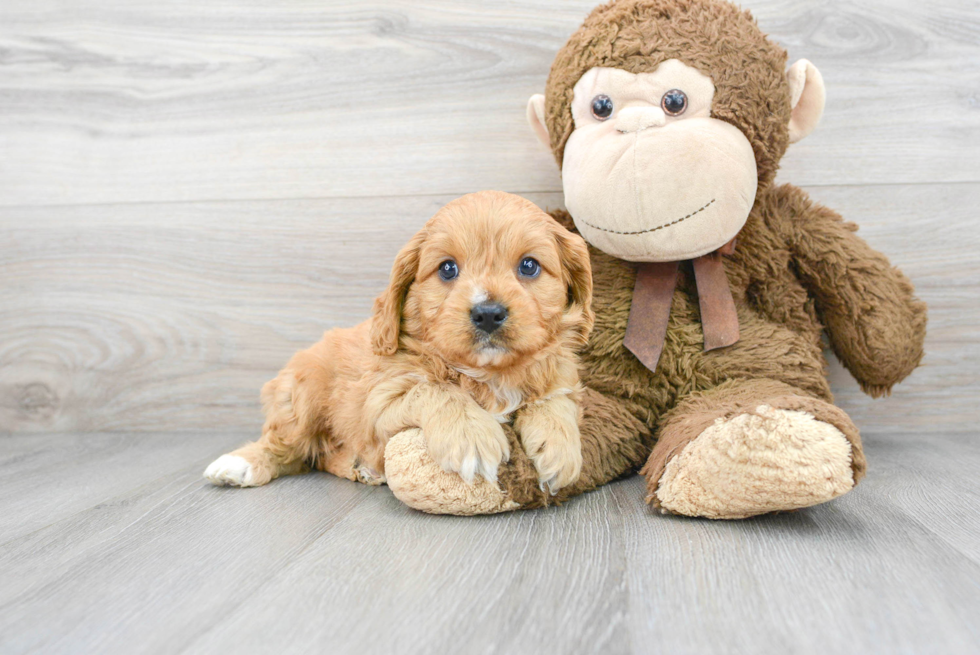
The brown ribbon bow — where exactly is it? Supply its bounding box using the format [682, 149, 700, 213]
[623, 238, 739, 372]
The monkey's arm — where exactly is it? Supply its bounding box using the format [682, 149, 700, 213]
[772, 185, 927, 397]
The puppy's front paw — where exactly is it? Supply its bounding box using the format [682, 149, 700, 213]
[528, 432, 583, 495]
[425, 413, 510, 485]
[204, 454, 256, 487]
[516, 397, 583, 494]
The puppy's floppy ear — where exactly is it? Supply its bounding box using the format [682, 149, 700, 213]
[551, 222, 595, 346]
[371, 230, 426, 356]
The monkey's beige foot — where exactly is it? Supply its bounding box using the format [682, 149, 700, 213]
[646, 405, 857, 519]
[384, 429, 520, 516]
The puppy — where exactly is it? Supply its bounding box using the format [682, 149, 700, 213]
[204, 191, 594, 492]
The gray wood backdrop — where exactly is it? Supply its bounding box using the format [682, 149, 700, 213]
[1, 0, 978, 437]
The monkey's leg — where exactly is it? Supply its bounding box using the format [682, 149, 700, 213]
[642, 378, 865, 519]
[384, 388, 652, 515]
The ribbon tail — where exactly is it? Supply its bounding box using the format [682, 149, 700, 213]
[623, 261, 679, 372]
[692, 252, 739, 351]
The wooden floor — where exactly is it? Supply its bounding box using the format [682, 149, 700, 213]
[0, 429, 977, 654]
[2, 0, 979, 653]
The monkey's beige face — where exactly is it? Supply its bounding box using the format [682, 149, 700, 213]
[401, 193, 589, 372]
[560, 59, 758, 262]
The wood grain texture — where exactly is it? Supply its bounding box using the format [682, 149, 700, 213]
[0, 430, 977, 654]
[0, 0, 977, 207]
[0, 430, 241, 541]
[2, 185, 976, 434]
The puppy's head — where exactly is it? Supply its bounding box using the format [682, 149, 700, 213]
[372, 191, 593, 372]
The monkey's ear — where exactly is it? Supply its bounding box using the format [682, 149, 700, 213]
[787, 59, 825, 144]
[371, 230, 425, 356]
[526, 94, 550, 149]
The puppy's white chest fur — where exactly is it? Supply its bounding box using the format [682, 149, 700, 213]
[487, 381, 524, 423]
[455, 366, 525, 423]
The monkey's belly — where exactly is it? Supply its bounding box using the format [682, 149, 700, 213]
[581, 295, 831, 428]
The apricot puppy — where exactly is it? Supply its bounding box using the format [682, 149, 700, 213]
[204, 191, 594, 492]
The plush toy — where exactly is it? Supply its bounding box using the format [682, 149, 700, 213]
[382, 0, 927, 518]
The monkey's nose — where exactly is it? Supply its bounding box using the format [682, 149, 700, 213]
[616, 106, 666, 133]
[470, 302, 508, 335]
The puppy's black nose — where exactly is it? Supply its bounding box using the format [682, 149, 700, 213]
[471, 302, 508, 334]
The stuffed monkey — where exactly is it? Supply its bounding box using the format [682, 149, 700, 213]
[383, 0, 927, 519]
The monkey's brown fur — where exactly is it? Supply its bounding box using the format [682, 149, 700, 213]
[497, 181, 926, 510]
[396, 0, 926, 514]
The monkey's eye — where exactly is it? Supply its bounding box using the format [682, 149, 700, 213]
[661, 89, 688, 116]
[438, 259, 459, 281]
[591, 95, 614, 121]
[518, 257, 541, 278]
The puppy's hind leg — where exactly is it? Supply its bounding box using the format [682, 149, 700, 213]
[205, 369, 322, 488]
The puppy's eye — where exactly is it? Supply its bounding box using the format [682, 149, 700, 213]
[518, 257, 541, 278]
[591, 94, 613, 121]
[437, 259, 458, 281]
[661, 89, 688, 116]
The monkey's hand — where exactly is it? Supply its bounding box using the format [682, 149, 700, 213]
[515, 392, 583, 494]
[776, 185, 927, 397]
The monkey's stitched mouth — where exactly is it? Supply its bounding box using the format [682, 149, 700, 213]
[581, 198, 716, 236]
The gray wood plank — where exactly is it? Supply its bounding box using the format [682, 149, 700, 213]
[2, 185, 975, 435]
[0, 461, 380, 653]
[0, 0, 976, 207]
[858, 431, 980, 565]
[615, 429, 980, 655]
[0, 457, 629, 654]
[186, 485, 632, 655]
[0, 431, 242, 542]
[618, 477, 980, 655]
[0, 430, 977, 655]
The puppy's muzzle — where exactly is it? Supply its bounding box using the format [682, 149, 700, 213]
[470, 301, 508, 335]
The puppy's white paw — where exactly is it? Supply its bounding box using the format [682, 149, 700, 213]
[426, 415, 510, 486]
[515, 395, 583, 494]
[204, 454, 256, 487]
[530, 436, 583, 495]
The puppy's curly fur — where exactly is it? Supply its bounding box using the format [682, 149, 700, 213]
[205, 191, 594, 492]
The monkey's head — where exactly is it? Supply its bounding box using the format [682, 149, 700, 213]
[527, 0, 825, 262]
